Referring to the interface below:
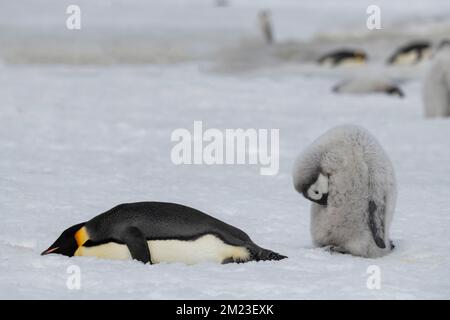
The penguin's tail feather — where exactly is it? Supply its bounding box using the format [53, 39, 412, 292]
[252, 246, 287, 262]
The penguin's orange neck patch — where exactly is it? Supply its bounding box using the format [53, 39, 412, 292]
[75, 227, 89, 246]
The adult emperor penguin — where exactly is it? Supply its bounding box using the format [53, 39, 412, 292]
[387, 40, 431, 65]
[423, 40, 450, 118]
[292, 125, 397, 258]
[318, 49, 367, 67]
[41, 202, 286, 265]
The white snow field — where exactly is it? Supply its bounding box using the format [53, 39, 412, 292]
[1, 0, 450, 299]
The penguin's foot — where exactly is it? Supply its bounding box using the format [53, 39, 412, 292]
[221, 256, 249, 264]
[248, 247, 287, 262]
[324, 245, 348, 255]
[262, 250, 287, 261]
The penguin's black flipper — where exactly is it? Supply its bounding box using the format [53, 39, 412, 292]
[121, 226, 152, 264]
[368, 200, 386, 249]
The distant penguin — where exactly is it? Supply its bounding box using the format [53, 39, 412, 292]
[318, 49, 367, 67]
[333, 77, 404, 98]
[292, 125, 397, 258]
[387, 41, 431, 65]
[258, 10, 274, 45]
[423, 41, 450, 118]
[41, 202, 286, 265]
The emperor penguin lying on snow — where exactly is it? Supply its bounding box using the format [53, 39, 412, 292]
[318, 49, 367, 67]
[333, 77, 404, 98]
[42, 202, 286, 265]
[292, 125, 397, 258]
[387, 41, 431, 65]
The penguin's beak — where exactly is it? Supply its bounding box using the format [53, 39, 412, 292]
[41, 247, 59, 255]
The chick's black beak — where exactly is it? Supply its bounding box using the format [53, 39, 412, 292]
[317, 193, 329, 206]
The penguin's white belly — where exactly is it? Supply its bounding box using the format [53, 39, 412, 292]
[75, 242, 131, 260]
[74, 234, 250, 265]
[393, 51, 417, 65]
[393, 49, 430, 65]
[320, 58, 364, 67]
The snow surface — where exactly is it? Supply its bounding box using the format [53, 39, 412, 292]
[0, 0, 450, 299]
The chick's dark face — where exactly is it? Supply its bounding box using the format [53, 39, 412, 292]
[41, 223, 85, 257]
[303, 173, 329, 206]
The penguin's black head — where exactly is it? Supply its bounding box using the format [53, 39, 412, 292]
[41, 222, 85, 257]
[386, 86, 404, 98]
[301, 172, 329, 206]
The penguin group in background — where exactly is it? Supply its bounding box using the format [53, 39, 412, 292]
[317, 49, 367, 67]
[42, 202, 286, 265]
[317, 40, 434, 68]
[387, 40, 431, 65]
[423, 40, 450, 118]
[292, 125, 397, 258]
[258, 10, 274, 45]
[333, 77, 404, 98]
